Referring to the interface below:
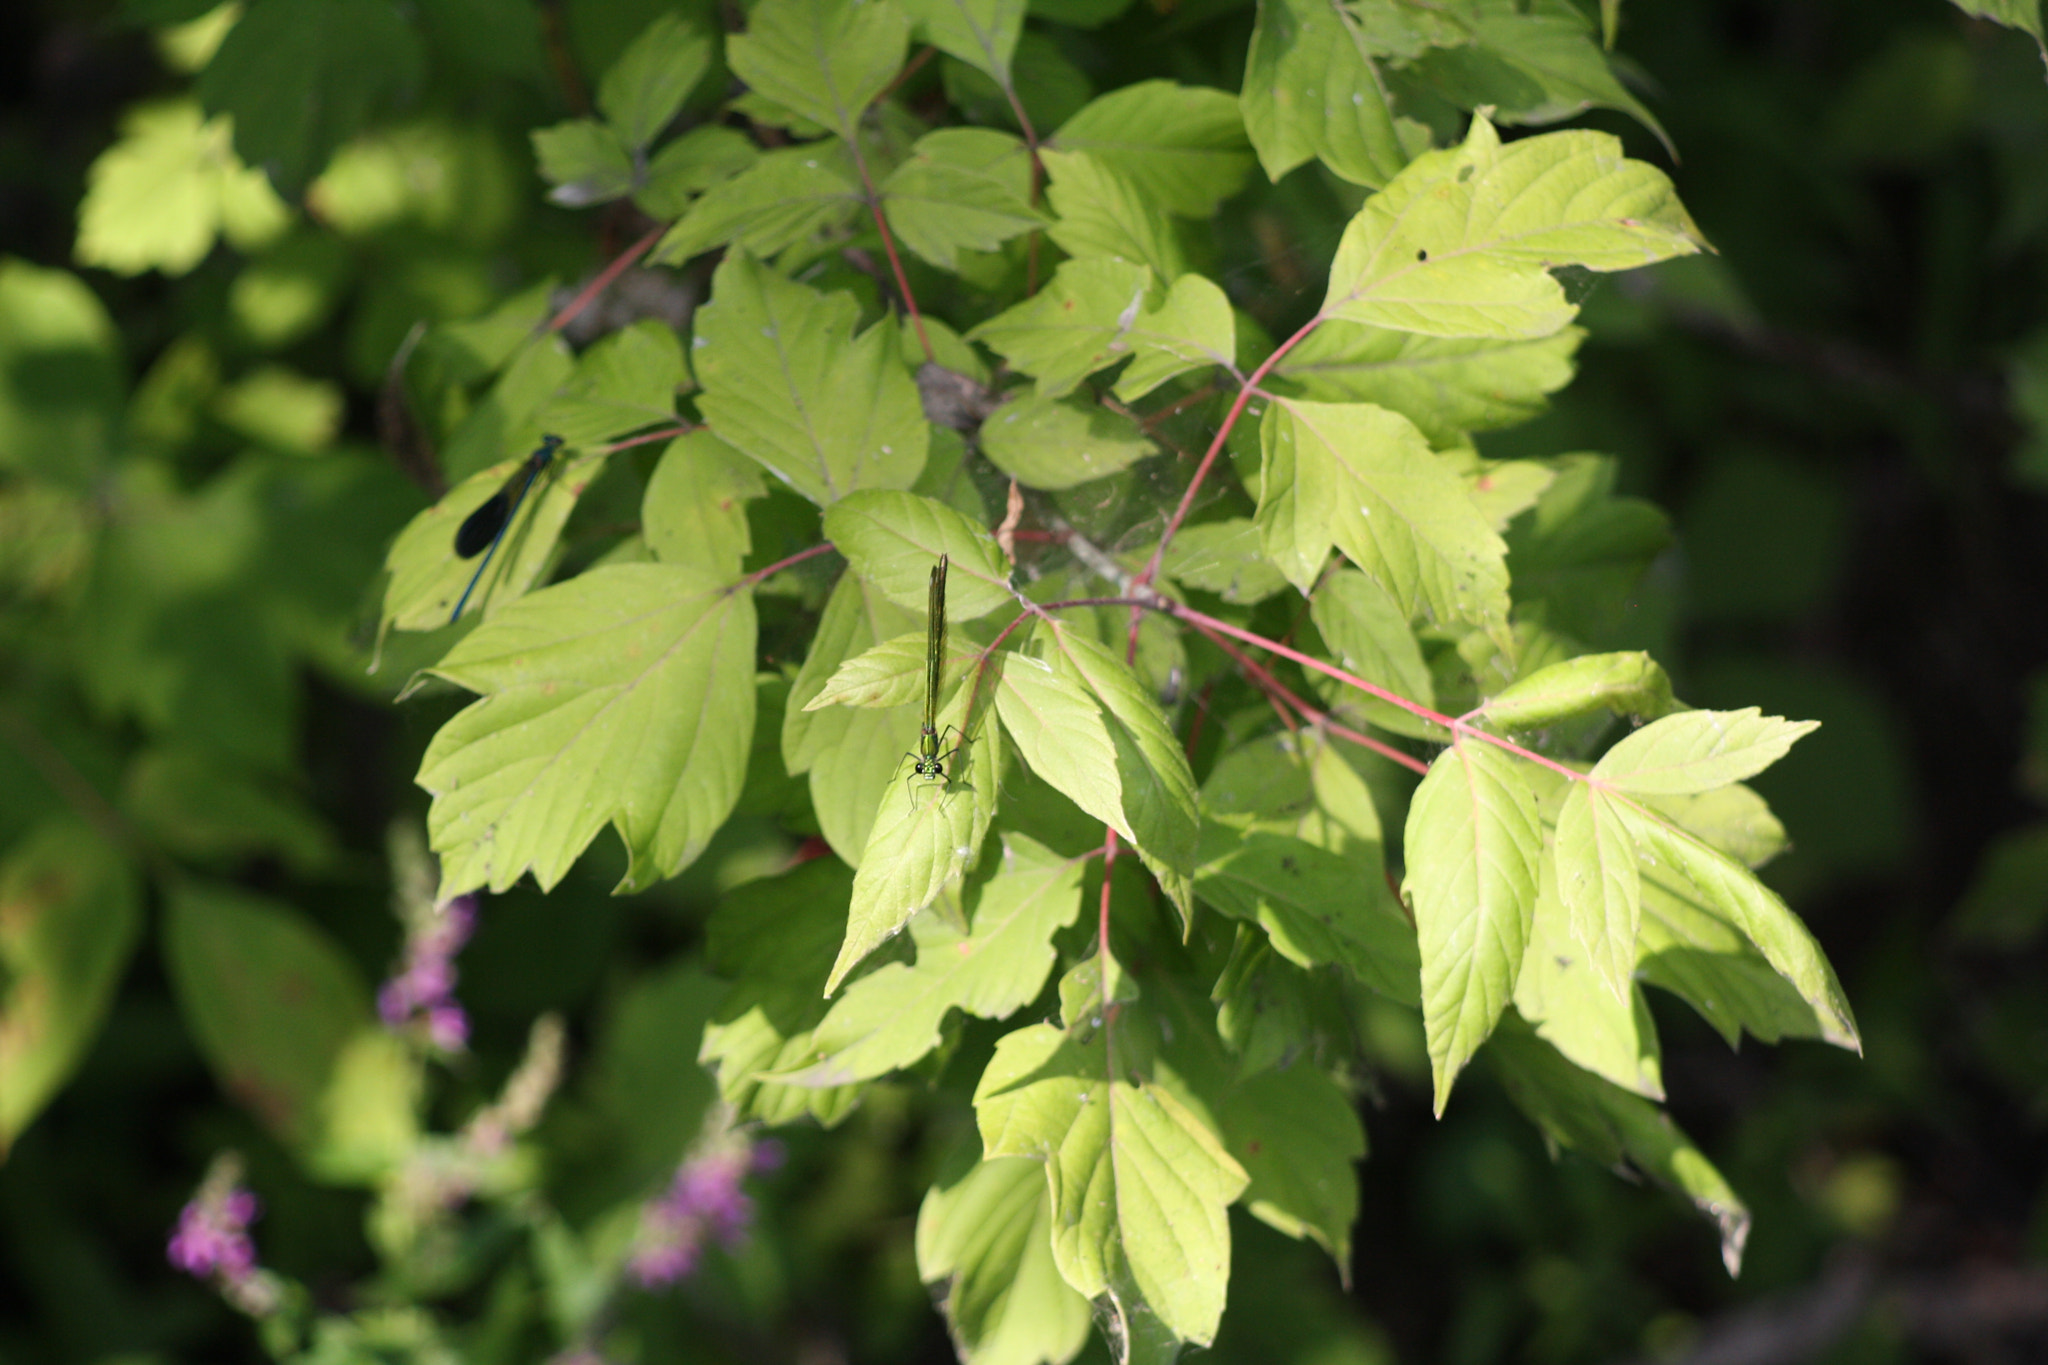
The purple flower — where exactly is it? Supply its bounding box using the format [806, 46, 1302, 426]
[167, 1155, 276, 1318]
[625, 1136, 778, 1289]
[380, 893, 477, 1053]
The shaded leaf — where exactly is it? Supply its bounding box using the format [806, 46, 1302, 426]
[979, 394, 1156, 490]
[883, 128, 1044, 271]
[1050, 80, 1254, 217]
[970, 258, 1154, 400]
[726, 0, 910, 143]
[1242, 0, 1413, 189]
[1042, 149, 1187, 282]
[651, 144, 861, 265]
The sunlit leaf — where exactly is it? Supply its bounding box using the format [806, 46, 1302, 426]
[727, 0, 910, 142]
[1405, 739, 1542, 1112]
[419, 564, 757, 896]
[918, 1154, 1094, 1365]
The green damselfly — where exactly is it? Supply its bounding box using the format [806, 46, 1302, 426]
[905, 554, 963, 800]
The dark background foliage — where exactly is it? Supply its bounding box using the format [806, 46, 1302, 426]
[1, 1, 2045, 1362]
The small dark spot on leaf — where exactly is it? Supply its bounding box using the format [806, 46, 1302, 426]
[1416, 248, 1428, 261]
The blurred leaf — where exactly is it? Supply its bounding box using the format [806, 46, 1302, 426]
[1952, 822, 2048, 947]
[212, 364, 344, 454]
[163, 882, 417, 1177]
[0, 822, 141, 1158]
[635, 125, 760, 218]
[586, 961, 722, 1179]
[75, 101, 291, 276]
[199, 0, 426, 196]
[941, 32, 1094, 133]
[0, 260, 123, 488]
[123, 746, 335, 872]
[419, 563, 757, 896]
[694, 253, 929, 505]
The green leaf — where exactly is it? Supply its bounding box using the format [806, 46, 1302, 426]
[1309, 567, 1440, 740]
[1025, 624, 1202, 924]
[804, 630, 930, 713]
[1405, 739, 1542, 1113]
[882, 128, 1044, 271]
[419, 563, 758, 896]
[1408, 1, 1672, 153]
[694, 253, 930, 504]
[1514, 812, 1662, 1097]
[1479, 650, 1677, 731]
[830, 671, 1003, 992]
[532, 118, 636, 206]
[163, 882, 417, 1178]
[918, 1153, 1095, 1365]
[899, 0, 1026, 83]
[643, 430, 763, 578]
[969, 257, 1154, 400]
[380, 443, 597, 632]
[975, 1019, 1249, 1350]
[1042, 148, 1187, 281]
[0, 823, 141, 1157]
[124, 746, 336, 873]
[1111, 273, 1237, 402]
[941, 32, 1095, 133]
[727, 0, 910, 143]
[585, 961, 723, 1181]
[700, 859, 865, 1126]
[1159, 519, 1290, 604]
[651, 143, 861, 265]
[634, 125, 761, 218]
[1241, 0, 1413, 189]
[1273, 322, 1582, 445]
[784, 571, 924, 863]
[821, 490, 1013, 616]
[1049, 80, 1254, 218]
[1592, 708, 1819, 796]
[1489, 1018, 1751, 1274]
[1552, 781, 1642, 1002]
[596, 13, 712, 149]
[979, 394, 1156, 490]
[76, 101, 292, 277]
[0, 260, 123, 487]
[1258, 398, 1511, 639]
[199, 0, 426, 196]
[535, 318, 684, 442]
[1216, 1063, 1364, 1278]
[788, 834, 1083, 1080]
[1321, 115, 1702, 339]
[1617, 803, 1860, 1051]
[1503, 453, 1672, 639]
[1196, 733, 1418, 1005]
